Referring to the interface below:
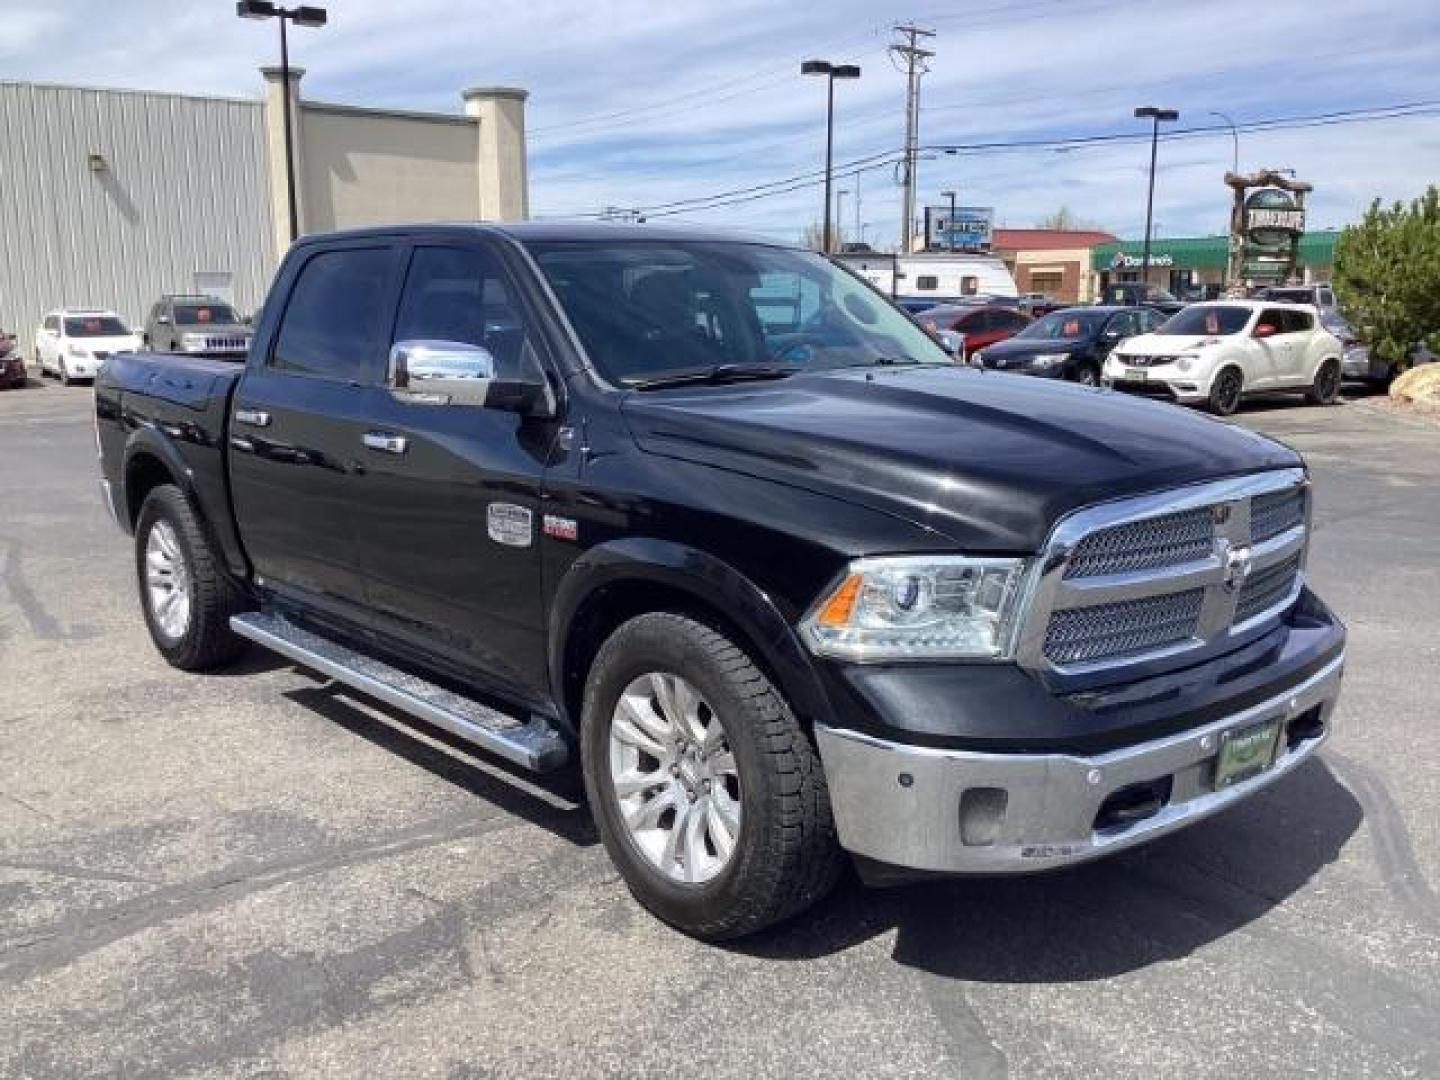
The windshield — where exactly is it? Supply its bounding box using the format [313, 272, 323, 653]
[64, 316, 129, 337]
[174, 302, 240, 325]
[1017, 310, 1106, 341]
[1156, 305, 1252, 336]
[527, 240, 950, 385]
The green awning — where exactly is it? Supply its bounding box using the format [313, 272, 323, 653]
[1092, 230, 1339, 271]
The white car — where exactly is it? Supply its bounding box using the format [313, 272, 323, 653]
[1104, 300, 1343, 416]
[34, 309, 142, 385]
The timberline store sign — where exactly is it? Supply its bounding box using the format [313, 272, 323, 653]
[1245, 188, 1306, 247]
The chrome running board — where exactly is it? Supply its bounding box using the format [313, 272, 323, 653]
[230, 611, 569, 772]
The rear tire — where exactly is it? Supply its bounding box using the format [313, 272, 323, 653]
[135, 484, 248, 671]
[1306, 358, 1341, 406]
[1207, 366, 1243, 416]
[581, 612, 843, 940]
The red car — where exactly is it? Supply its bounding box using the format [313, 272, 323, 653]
[918, 304, 1032, 358]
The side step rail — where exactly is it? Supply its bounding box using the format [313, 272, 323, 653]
[230, 611, 569, 772]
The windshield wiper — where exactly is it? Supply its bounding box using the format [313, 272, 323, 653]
[628, 364, 799, 390]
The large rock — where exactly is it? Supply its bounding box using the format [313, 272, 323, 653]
[1390, 363, 1440, 404]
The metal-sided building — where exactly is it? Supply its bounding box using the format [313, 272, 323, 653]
[0, 70, 528, 343]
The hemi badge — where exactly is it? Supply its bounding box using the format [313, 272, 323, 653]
[543, 514, 579, 542]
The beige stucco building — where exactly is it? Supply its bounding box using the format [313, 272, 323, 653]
[991, 229, 1118, 303]
[0, 71, 529, 339]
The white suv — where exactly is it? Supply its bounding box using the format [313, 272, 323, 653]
[1104, 300, 1342, 415]
[34, 309, 142, 385]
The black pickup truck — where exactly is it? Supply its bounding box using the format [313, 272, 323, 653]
[96, 222, 1346, 939]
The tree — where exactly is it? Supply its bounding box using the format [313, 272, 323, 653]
[1035, 205, 1101, 231]
[799, 220, 847, 252]
[1333, 185, 1440, 368]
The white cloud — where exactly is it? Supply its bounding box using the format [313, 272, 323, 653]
[4, 0, 1437, 246]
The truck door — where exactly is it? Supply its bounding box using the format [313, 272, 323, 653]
[344, 240, 558, 701]
[228, 242, 403, 621]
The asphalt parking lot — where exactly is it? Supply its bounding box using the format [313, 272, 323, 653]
[2, 375, 1437, 1079]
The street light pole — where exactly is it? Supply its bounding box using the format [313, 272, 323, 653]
[1134, 106, 1178, 285]
[238, 2, 329, 244]
[802, 60, 861, 253]
[278, 14, 297, 242]
[941, 189, 957, 252]
[1209, 110, 1239, 174]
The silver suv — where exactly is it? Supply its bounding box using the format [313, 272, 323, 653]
[143, 295, 252, 358]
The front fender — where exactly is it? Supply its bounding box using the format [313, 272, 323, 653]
[548, 537, 835, 731]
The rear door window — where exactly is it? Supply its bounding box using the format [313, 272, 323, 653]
[271, 247, 396, 382]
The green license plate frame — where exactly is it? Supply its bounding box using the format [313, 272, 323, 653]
[1214, 716, 1284, 789]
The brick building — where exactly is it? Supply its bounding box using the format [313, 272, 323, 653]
[991, 228, 1118, 303]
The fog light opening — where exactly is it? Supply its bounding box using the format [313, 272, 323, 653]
[959, 786, 1008, 847]
[1093, 776, 1173, 833]
[1286, 705, 1324, 751]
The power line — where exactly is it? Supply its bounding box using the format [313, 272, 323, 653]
[541, 101, 1439, 222]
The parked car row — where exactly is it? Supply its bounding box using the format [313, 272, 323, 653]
[15, 294, 254, 388]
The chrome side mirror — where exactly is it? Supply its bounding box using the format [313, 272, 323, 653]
[388, 339, 554, 417]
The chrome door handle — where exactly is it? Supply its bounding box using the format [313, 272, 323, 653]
[362, 431, 408, 454]
[234, 407, 271, 427]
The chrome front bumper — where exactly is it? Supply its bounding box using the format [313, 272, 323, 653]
[814, 653, 1343, 873]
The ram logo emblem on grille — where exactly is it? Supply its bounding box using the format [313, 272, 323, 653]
[1221, 544, 1254, 592]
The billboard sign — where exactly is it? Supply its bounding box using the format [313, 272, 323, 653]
[925, 205, 993, 251]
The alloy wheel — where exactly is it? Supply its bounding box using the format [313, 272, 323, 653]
[608, 672, 742, 885]
[144, 520, 192, 639]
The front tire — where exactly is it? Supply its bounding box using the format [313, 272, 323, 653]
[581, 613, 843, 940]
[1306, 358, 1341, 406]
[1207, 366, 1243, 416]
[58, 357, 71, 386]
[1073, 362, 1100, 387]
[135, 484, 248, 670]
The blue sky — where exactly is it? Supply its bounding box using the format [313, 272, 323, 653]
[5, 0, 1437, 247]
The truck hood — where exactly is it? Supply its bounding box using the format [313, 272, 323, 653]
[622, 365, 1299, 552]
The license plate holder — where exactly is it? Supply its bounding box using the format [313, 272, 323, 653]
[1126, 368, 1148, 381]
[1214, 716, 1283, 789]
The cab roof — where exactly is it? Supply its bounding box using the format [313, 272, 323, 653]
[291, 219, 796, 250]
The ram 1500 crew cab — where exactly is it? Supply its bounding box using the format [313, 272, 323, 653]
[96, 223, 1346, 939]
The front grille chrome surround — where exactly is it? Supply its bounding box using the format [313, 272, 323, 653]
[1017, 469, 1309, 679]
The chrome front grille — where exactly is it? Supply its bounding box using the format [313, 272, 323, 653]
[1251, 487, 1307, 543]
[1236, 552, 1302, 624]
[205, 335, 249, 352]
[1043, 588, 1205, 665]
[1065, 507, 1214, 579]
[1019, 470, 1309, 675]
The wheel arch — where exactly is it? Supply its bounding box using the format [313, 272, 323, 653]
[121, 430, 248, 581]
[549, 538, 834, 740]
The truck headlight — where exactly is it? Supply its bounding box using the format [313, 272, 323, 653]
[801, 556, 1030, 661]
[67, 344, 87, 358]
[181, 332, 207, 351]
